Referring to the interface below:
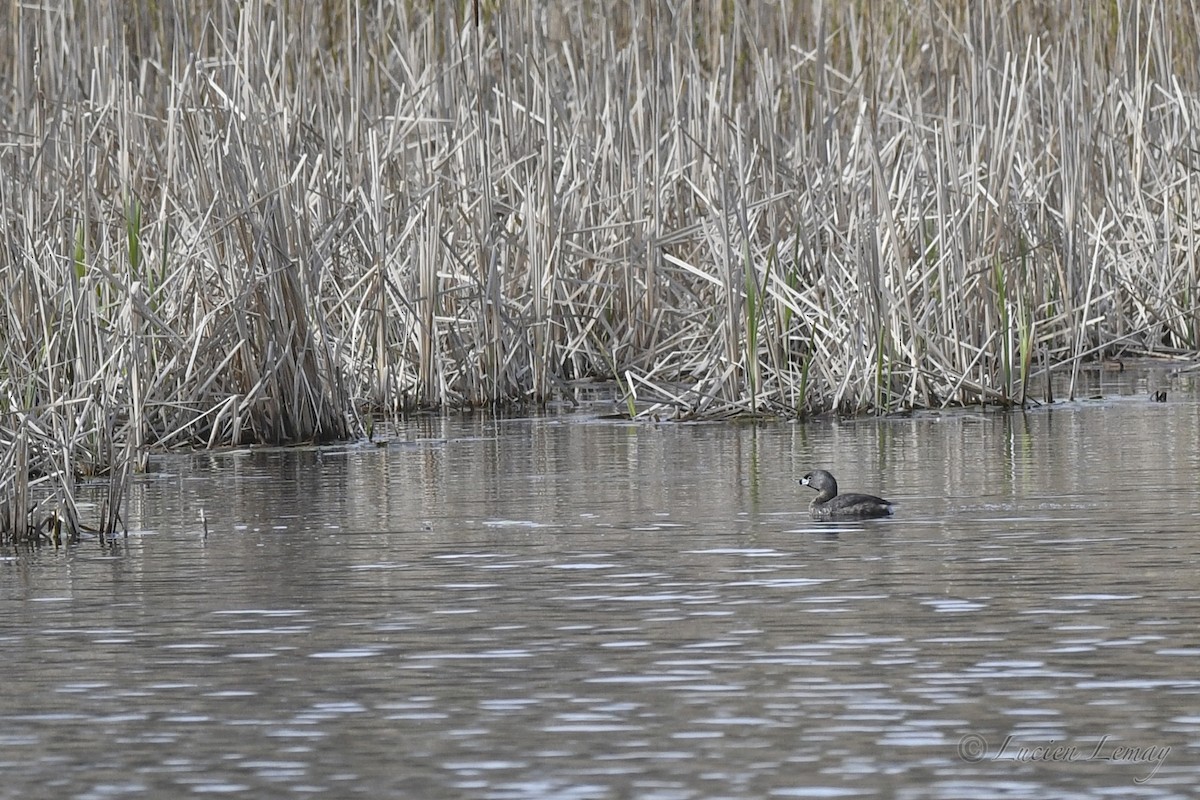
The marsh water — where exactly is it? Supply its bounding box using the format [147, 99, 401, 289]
[3, 366, 1200, 799]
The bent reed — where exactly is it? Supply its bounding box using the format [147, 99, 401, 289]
[3, 1, 1199, 542]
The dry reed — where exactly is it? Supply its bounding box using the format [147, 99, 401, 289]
[4, 1, 1200, 542]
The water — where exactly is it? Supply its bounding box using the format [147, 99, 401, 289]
[3, 369, 1200, 798]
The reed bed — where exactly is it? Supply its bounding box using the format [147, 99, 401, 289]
[3, 0, 1200, 541]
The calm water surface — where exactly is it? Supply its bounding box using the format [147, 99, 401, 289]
[3, 376, 1200, 799]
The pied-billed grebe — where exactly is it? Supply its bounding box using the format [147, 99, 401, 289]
[800, 469, 893, 520]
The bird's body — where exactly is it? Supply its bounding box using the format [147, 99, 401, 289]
[800, 469, 893, 520]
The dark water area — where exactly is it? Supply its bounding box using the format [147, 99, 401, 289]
[3, 364, 1200, 799]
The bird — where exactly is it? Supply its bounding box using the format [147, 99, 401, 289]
[800, 469, 893, 520]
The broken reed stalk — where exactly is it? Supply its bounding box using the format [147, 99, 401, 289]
[5, 0, 1200, 541]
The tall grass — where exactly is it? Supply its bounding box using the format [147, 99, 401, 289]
[4, 1, 1200, 541]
